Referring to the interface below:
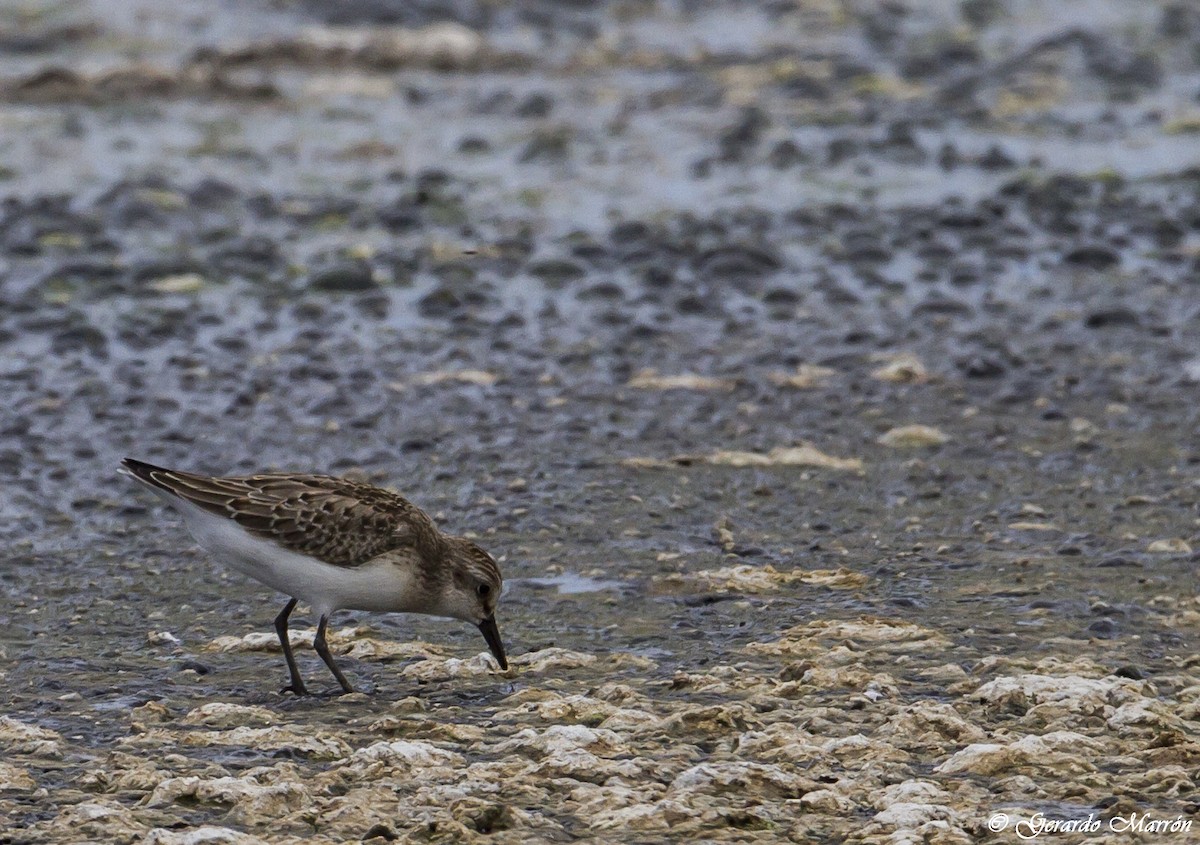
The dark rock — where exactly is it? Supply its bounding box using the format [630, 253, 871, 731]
[432, 260, 476, 287]
[938, 210, 986, 228]
[596, 308, 629, 326]
[676, 294, 715, 316]
[515, 92, 553, 118]
[46, 259, 122, 287]
[1084, 307, 1139, 329]
[875, 121, 926, 163]
[978, 144, 1017, 170]
[641, 265, 673, 288]
[959, 355, 1006, 378]
[819, 280, 861, 305]
[1097, 556, 1139, 568]
[458, 136, 491, 154]
[861, 2, 907, 50]
[843, 231, 891, 263]
[208, 236, 280, 280]
[901, 42, 982, 79]
[938, 142, 960, 170]
[827, 137, 859, 165]
[187, 178, 239, 207]
[717, 106, 769, 162]
[781, 70, 830, 101]
[0, 449, 21, 474]
[52, 324, 106, 356]
[911, 294, 972, 317]
[1152, 218, 1185, 248]
[578, 282, 624, 301]
[1161, 3, 1200, 37]
[417, 286, 462, 318]
[356, 292, 390, 319]
[308, 260, 376, 292]
[762, 287, 801, 305]
[529, 259, 584, 287]
[961, 0, 1005, 27]
[378, 196, 422, 231]
[1064, 245, 1120, 269]
[694, 245, 781, 282]
[768, 139, 809, 169]
[414, 169, 451, 193]
[684, 594, 741, 608]
[948, 263, 980, 286]
[519, 127, 572, 163]
[362, 823, 398, 841]
[610, 221, 650, 244]
[1085, 41, 1161, 89]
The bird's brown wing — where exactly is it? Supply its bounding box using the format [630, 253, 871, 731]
[122, 458, 440, 567]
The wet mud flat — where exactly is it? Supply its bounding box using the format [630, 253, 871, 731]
[1, 0, 1200, 842]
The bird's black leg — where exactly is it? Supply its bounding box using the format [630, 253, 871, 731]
[274, 598, 308, 695]
[314, 614, 355, 694]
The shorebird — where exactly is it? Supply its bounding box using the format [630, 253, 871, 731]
[120, 458, 507, 695]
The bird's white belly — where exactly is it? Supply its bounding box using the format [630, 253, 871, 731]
[168, 498, 420, 618]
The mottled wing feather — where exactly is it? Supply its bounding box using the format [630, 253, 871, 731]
[241, 482, 413, 566]
[138, 465, 436, 567]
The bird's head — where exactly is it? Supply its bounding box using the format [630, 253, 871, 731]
[439, 537, 507, 669]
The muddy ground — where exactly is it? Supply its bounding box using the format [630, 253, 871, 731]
[1, 1, 1199, 843]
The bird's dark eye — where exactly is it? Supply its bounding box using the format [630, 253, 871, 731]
[477, 583, 491, 598]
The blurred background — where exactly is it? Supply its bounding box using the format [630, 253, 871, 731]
[2, 0, 1199, 841]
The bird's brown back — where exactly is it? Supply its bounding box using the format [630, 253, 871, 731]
[122, 459, 444, 568]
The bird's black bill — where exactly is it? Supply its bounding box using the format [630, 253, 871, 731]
[477, 614, 508, 670]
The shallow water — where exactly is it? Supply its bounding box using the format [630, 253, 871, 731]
[1, 0, 1199, 842]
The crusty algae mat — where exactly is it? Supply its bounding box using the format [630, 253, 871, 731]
[4, 615, 1199, 843]
[3, 0, 1200, 843]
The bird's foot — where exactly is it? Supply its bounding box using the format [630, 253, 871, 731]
[280, 682, 309, 696]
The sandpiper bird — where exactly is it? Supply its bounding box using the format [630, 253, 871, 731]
[120, 458, 507, 695]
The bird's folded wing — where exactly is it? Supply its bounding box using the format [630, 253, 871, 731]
[138, 467, 436, 567]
